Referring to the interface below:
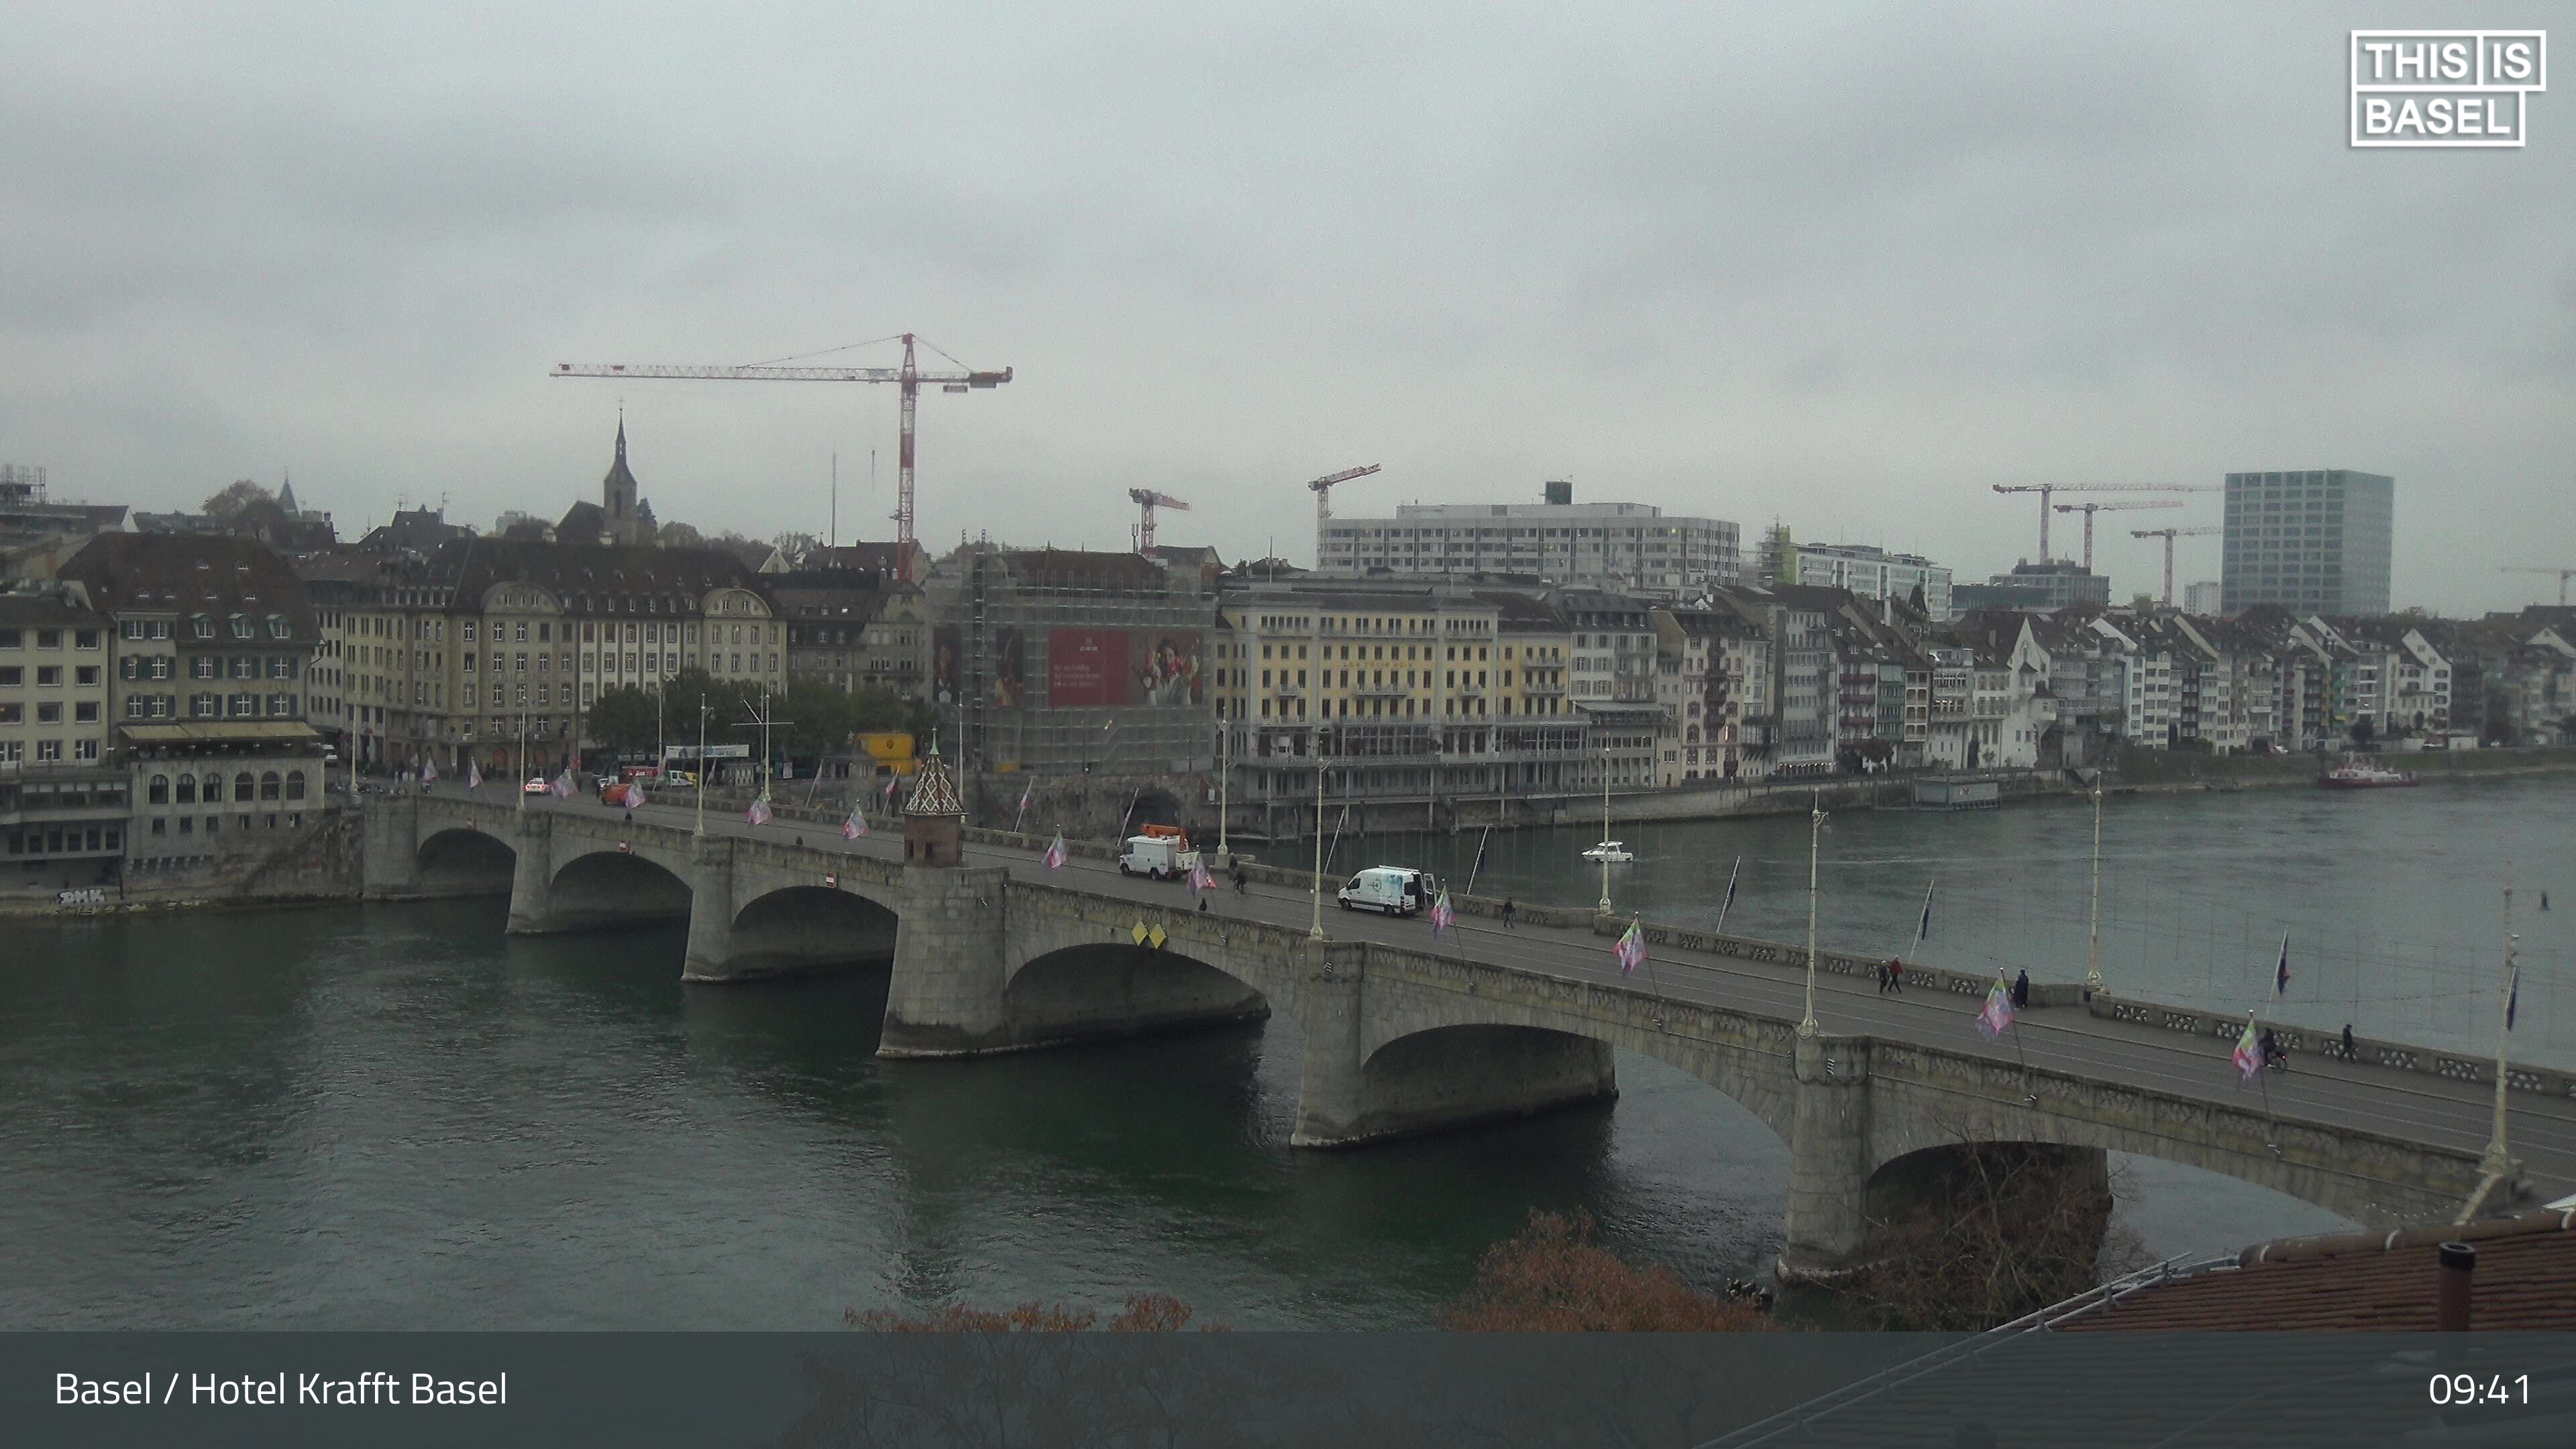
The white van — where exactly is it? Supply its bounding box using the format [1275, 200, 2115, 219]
[1337, 866, 1438, 916]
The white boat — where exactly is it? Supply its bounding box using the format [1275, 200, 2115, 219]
[1582, 840, 1634, 863]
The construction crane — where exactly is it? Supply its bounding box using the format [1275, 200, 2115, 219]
[549, 334, 1010, 572]
[1130, 488, 1190, 554]
[2501, 566, 2576, 606]
[1993, 483, 2218, 561]
[2052, 499, 2182, 571]
[2131, 525, 2223, 606]
[1306, 463, 1381, 570]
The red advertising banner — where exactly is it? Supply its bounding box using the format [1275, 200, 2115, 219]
[1047, 629, 1131, 708]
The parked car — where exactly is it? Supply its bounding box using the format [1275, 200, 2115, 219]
[661, 769, 697, 788]
[522, 776, 550, 795]
[1337, 866, 1438, 915]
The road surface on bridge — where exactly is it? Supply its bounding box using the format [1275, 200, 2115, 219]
[445, 783, 2576, 1205]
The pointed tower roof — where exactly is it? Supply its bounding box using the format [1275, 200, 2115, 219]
[277, 472, 299, 517]
[602, 417, 639, 494]
[902, 738, 965, 818]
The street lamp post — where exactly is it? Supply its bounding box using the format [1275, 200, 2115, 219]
[515, 717, 527, 813]
[2084, 777, 2106, 996]
[2480, 867, 2521, 1181]
[1216, 708, 1230, 860]
[1309, 743, 1327, 941]
[1597, 747, 1613, 914]
[1800, 790, 1825, 1038]
[694, 702, 708, 837]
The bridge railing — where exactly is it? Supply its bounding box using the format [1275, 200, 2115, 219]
[2090, 994, 2576, 1101]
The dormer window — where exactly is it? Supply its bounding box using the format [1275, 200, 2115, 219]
[229, 614, 254, 639]
[191, 615, 215, 639]
[266, 615, 291, 639]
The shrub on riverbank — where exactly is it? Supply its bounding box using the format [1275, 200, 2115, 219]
[1441, 1208, 1769, 1332]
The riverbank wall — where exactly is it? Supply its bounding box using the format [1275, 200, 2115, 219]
[0, 808, 362, 920]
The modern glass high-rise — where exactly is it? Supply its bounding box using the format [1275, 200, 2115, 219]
[2218, 470, 2392, 616]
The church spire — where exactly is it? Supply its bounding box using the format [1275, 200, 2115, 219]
[615, 407, 627, 460]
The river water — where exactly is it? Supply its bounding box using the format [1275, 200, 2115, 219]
[2, 776, 2567, 1330]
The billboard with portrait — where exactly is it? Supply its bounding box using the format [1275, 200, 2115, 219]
[1132, 629, 1202, 708]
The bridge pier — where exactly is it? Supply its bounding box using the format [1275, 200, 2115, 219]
[360, 795, 419, 899]
[879, 864, 1016, 1057]
[503, 811, 556, 934]
[681, 837, 737, 982]
[1779, 1032, 1875, 1282]
[1292, 947, 1619, 1148]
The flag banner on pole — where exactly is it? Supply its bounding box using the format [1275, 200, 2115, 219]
[1042, 833, 1067, 870]
[467, 764, 482, 791]
[1718, 856, 1741, 932]
[628, 782, 645, 809]
[2508, 961, 2520, 1032]
[1189, 860, 1215, 893]
[883, 775, 900, 803]
[841, 810, 864, 841]
[747, 794, 772, 826]
[2232, 1018, 2264, 1081]
[1613, 919, 1647, 976]
[2273, 934, 2291, 998]
[421, 758, 438, 784]
[1430, 889, 1455, 934]
[551, 769, 574, 799]
[1014, 782, 1033, 833]
[1975, 971, 2016, 1041]
[1916, 882, 1935, 949]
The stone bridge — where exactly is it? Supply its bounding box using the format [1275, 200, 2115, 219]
[364, 793, 2502, 1277]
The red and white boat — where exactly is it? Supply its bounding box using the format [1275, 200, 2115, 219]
[2316, 756, 2418, 789]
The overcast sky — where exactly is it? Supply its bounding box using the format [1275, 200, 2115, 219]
[5, 3, 2570, 612]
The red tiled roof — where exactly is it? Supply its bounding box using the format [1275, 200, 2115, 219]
[2063, 1207, 2576, 1332]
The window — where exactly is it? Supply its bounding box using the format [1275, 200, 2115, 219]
[74, 739, 97, 761]
[176, 775, 196, 804]
[192, 616, 214, 639]
[36, 739, 60, 762]
[286, 771, 306, 800]
[268, 616, 291, 639]
[234, 773, 256, 802]
[76, 665, 100, 687]
[150, 775, 170, 804]
[75, 702, 99, 722]
[229, 615, 253, 639]
[260, 771, 281, 801]
[36, 703, 60, 724]
[37, 665, 61, 686]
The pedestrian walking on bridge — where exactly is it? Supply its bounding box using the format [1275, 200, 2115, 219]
[2012, 970, 2029, 1010]
[1501, 898, 1517, 930]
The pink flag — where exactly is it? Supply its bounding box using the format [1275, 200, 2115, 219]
[550, 769, 574, 798]
[747, 795, 773, 826]
[468, 764, 482, 791]
[1189, 859, 1215, 892]
[1014, 782, 1033, 833]
[841, 810, 865, 840]
[1430, 888, 1456, 934]
[2232, 1018, 2263, 1082]
[421, 758, 438, 784]
[883, 774, 899, 803]
[1042, 833, 1067, 869]
[1613, 919, 1646, 975]
[1975, 973, 2016, 1041]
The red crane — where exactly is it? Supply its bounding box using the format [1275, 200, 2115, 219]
[549, 333, 1011, 573]
[1992, 482, 2217, 561]
[1130, 488, 1190, 554]
[2130, 525, 2222, 606]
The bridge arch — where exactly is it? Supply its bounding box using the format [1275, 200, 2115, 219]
[1000, 942, 1270, 1049]
[416, 826, 517, 896]
[1863, 1080, 2434, 1230]
[727, 885, 902, 979]
[547, 847, 693, 932]
[1352, 980, 1803, 1148]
